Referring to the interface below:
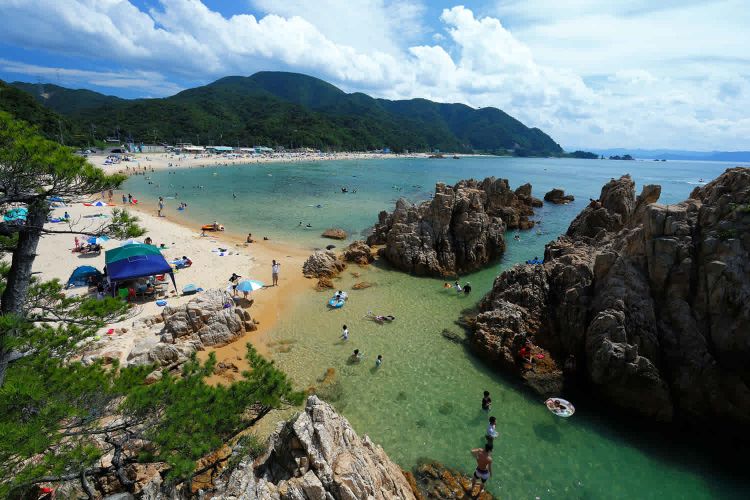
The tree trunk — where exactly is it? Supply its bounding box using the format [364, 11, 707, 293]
[0, 201, 48, 385]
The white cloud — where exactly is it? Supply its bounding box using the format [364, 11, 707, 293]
[250, 0, 426, 55]
[0, 59, 183, 95]
[0, 1, 747, 150]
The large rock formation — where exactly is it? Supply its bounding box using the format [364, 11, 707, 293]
[210, 396, 417, 499]
[471, 168, 750, 433]
[367, 177, 541, 277]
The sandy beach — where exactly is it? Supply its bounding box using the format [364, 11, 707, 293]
[22, 196, 312, 382]
[89, 150, 432, 175]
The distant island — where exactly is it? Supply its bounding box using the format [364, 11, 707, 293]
[608, 154, 634, 160]
[590, 148, 750, 162]
[1, 72, 564, 156]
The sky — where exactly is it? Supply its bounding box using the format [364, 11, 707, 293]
[0, 0, 748, 151]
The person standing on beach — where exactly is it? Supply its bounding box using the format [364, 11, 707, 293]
[272, 260, 280, 286]
[470, 443, 493, 495]
[158, 197, 164, 217]
[482, 391, 492, 411]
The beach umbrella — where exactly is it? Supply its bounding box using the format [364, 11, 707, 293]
[120, 238, 143, 246]
[236, 280, 264, 292]
[87, 235, 110, 245]
[92, 201, 107, 207]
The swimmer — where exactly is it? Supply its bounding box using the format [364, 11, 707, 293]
[341, 325, 349, 341]
[350, 349, 362, 362]
[306, 223, 312, 228]
[482, 391, 492, 411]
[486, 416, 499, 443]
[443, 282, 452, 289]
[375, 354, 383, 367]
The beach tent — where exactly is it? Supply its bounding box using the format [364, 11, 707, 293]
[66, 265, 103, 289]
[105, 244, 176, 294]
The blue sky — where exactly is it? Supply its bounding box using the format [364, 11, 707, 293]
[0, 1, 748, 150]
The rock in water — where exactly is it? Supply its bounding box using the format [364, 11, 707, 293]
[544, 188, 575, 204]
[214, 396, 418, 499]
[322, 228, 348, 240]
[471, 168, 750, 434]
[367, 177, 540, 276]
[343, 240, 374, 265]
[302, 249, 347, 278]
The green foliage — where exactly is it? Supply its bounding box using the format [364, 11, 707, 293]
[565, 150, 599, 159]
[0, 340, 303, 495]
[123, 345, 303, 481]
[8, 72, 562, 155]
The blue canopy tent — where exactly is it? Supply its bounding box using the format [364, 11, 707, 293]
[105, 244, 176, 295]
[66, 265, 103, 289]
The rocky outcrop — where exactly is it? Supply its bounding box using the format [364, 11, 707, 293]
[343, 240, 374, 265]
[543, 188, 574, 204]
[302, 250, 347, 279]
[126, 289, 255, 367]
[322, 228, 347, 240]
[213, 396, 417, 499]
[471, 168, 750, 433]
[367, 177, 540, 277]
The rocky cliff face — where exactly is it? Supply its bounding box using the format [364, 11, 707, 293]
[472, 168, 750, 431]
[211, 396, 417, 499]
[367, 177, 541, 277]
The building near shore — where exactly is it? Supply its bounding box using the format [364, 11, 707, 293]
[206, 145, 233, 153]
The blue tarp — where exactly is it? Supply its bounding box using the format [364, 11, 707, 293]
[4, 207, 27, 223]
[104, 244, 176, 293]
[67, 265, 102, 288]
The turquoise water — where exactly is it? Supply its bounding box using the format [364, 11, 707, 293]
[125, 158, 748, 498]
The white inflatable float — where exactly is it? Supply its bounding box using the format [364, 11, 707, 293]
[545, 398, 575, 417]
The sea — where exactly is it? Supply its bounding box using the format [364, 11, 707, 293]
[125, 157, 749, 499]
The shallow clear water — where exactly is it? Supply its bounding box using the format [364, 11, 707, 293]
[126, 157, 749, 498]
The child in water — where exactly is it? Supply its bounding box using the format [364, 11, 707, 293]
[341, 325, 349, 341]
[375, 354, 383, 367]
[350, 349, 363, 362]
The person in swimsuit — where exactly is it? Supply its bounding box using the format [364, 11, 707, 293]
[482, 390, 492, 411]
[470, 442, 493, 494]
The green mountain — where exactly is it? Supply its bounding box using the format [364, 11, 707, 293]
[0, 80, 82, 142]
[7, 71, 562, 154]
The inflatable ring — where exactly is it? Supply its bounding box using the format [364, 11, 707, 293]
[545, 398, 575, 417]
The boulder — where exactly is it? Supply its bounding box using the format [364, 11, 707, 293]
[470, 168, 750, 434]
[322, 228, 347, 240]
[367, 177, 539, 276]
[126, 289, 256, 368]
[303, 250, 347, 279]
[343, 240, 374, 265]
[544, 188, 575, 204]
